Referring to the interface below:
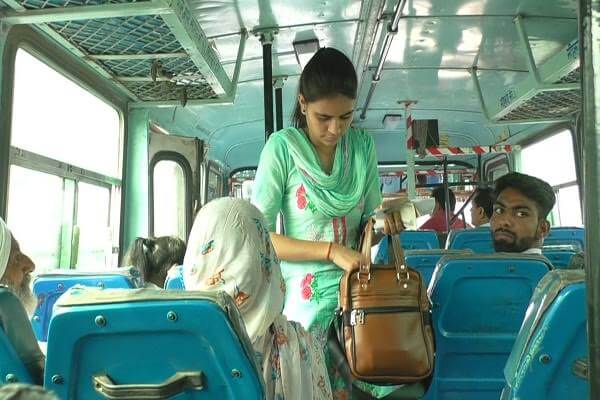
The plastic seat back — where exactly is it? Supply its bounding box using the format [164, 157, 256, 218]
[0, 290, 34, 385]
[375, 231, 440, 263]
[31, 268, 141, 341]
[542, 244, 578, 269]
[44, 288, 264, 400]
[164, 265, 185, 290]
[502, 270, 588, 400]
[425, 253, 552, 400]
[446, 227, 494, 253]
[404, 249, 472, 287]
[544, 227, 584, 250]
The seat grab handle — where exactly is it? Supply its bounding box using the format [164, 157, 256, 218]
[92, 371, 204, 399]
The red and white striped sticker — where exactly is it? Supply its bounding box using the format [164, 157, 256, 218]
[425, 145, 519, 157]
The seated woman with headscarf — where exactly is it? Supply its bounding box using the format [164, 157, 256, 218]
[183, 198, 332, 400]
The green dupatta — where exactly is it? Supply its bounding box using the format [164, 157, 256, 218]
[280, 127, 372, 218]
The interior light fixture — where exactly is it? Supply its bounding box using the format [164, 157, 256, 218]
[382, 114, 403, 130]
[293, 39, 320, 69]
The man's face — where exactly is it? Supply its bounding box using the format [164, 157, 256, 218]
[1, 236, 35, 312]
[470, 203, 486, 227]
[490, 187, 549, 252]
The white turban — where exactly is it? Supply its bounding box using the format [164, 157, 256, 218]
[0, 217, 11, 279]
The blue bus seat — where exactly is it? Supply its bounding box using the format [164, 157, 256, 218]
[404, 249, 472, 287]
[44, 288, 264, 399]
[375, 230, 440, 263]
[425, 253, 553, 400]
[446, 227, 494, 253]
[544, 227, 584, 250]
[502, 270, 587, 400]
[31, 267, 141, 342]
[542, 244, 579, 269]
[164, 265, 185, 290]
[0, 289, 35, 385]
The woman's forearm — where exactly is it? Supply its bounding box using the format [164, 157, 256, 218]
[269, 232, 330, 262]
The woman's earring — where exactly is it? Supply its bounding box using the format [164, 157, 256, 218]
[301, 108, 306, 115]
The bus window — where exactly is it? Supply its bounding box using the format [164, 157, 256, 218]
[76, 182, 111, 271]
[7, 166, 64, 274]
[520, 129, 582, 226]
[8, 48, 122, 271]
[206, 167, 221, 203]
[152, 160, 186, 240]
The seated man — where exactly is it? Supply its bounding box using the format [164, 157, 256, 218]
[0, 217, 45, 384]
[419, 186, 468, 232]
[470, 187, 494, 228]
[491, 172, 556, 254]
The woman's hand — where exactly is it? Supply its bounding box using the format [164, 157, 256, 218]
[383, 210, 405, 236]
[329, 243, 362, 272]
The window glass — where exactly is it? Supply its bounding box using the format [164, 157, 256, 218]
[11, 49, 121, 177]
[153, 160, 186, 240]
[556, 185, 583, 227]
[76, 182, 111, 270]
[6, 166, 64, 274]
[521, 130, 577, 186]
[520, 130, 581, 226]
[207, 169, 220, 202]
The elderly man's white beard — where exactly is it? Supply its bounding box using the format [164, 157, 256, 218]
[1, 274, 35, 316]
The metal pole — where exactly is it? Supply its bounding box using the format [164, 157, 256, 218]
[442, 156, 451, 233]
[275, 87, 283, 131]
[261, 33, 274, 141]
[580, 0, 600, 396]
[404, 102, 417, 199]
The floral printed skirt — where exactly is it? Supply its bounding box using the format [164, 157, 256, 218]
[282, 266, 398, 400]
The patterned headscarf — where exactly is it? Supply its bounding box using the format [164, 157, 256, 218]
[184, 198, 332, 400]
[0, 217, 12, 280]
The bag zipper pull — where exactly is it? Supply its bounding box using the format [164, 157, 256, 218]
[350, 309, 365, 325]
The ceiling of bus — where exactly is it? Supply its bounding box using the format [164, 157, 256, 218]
[8, 0, 573, 171]
[143, 0, 578, 172]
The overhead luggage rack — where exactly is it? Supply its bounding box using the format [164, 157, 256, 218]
[472, 16, 580, 125]
[1, 0, 246, 105]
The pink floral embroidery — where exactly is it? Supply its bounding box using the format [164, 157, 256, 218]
[301, 285, 313, 300]
[300, 273, 320, 302]
[296, 185, 308, 210]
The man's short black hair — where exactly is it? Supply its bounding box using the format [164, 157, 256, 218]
[431, 186, 456, 211]
[473, 187, 494, 219]
[494, 172, 556, 219]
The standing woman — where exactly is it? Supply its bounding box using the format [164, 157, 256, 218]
[252, 48, 403, 399]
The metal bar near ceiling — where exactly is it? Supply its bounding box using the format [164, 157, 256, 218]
[161, 0, 232, 97]
[579, 0, 600, 396]
[359, 0, 407, 120]
[0, 0, 172, 24]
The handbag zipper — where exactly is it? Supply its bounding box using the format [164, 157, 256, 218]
[350, 306, 420, 326]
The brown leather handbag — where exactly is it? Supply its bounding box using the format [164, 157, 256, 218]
[337, 220, 435, 383]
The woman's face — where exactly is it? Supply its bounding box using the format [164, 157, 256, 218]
[300, 94, 355, 150]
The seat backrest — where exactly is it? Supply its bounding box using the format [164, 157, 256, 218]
[164, 265, 185, 290]
[0, 290, 34, 385]
[446, 227, 494, 253]
[374, 231, 440, 263]
[44, 288, 264, 400]
[544, 227, 585, 250]
[425, 253, 552, 400]
[542, 244, 579, 269]
[502, 270, 588, 400]
[31, 268, 140, 342]
[404, 249, 472, 287]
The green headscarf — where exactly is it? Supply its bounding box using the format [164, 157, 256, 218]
[280, 127, 373, 218]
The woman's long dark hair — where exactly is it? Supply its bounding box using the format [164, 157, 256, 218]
[123, 236, 186, 287]
[292, 47, 358, 128]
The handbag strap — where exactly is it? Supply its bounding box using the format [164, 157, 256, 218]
[358, 220, 411, 287]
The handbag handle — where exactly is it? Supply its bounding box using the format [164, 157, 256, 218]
[358, 219, 410, 287]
